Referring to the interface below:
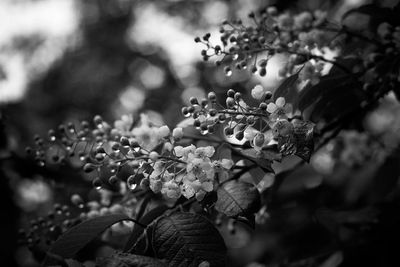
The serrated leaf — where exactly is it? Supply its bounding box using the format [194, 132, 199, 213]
[152, 212, 226, 267]
[45, 214, 133, 265]
[98, 253, 167, 267]
[216, 180, 261, 217]
[124, 205, 169, 253]
[342, 4, 393, 23]
[293, 120, 314, 162]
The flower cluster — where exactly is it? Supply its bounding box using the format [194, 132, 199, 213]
[147, 145, 233, 201]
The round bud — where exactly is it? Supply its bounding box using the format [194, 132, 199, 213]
[208, 92, 217, 102]
[189, 97, 199, 105]
[83, 163, 96, 173]
[234, 92, 242, 100]
[226, 97, 235, 108]
[224, 126, 234, 137]
[92, 177, 102, 189]
[201, 98, 208, 107]
[246, 116, 255, 125]
[224, 66, 232, 76]
[111, 143, 120, 151]
[149, 151, 159, 161]
[193, 119, 201, 127]
[120, 136, 130, 146]
[129, 139, 140, 148]
[227, 89, 235, 97]
[254, 133, 265, 147]
[181, 106, 189, 116]
[235, 131, 244, 140]
[259, 102, 268, 110]
[108, 175, 118, 185]
[93, 115, 103, 125]
[209, 109, 218, 116]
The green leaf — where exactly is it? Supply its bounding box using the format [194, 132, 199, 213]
[215, 180, 261, 217]
[98, 253, 167, 267]
[45, 214, 133, 265]
[152, 212, 226, 267]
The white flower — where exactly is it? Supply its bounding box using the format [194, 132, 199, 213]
[267, 97, 285, 113]
[157, 125, 170, 138]
[251, 85, 265, 100]
[172, 127, 184, 140]
[194, 146, 215, 158]
[220, 159, 234, 169]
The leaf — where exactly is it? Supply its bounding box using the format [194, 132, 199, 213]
[152, 212, 227, 267]
[45, 214, 133, 265]
[273, 72, 299, 104]
[124, 205, 169, 253]
[65, 259, 84, 267]
[342, 4, 394, 24]
[237, 148, 275, 173]
[98, 253, 167, 267]
[292, 120, 314, 162]
[215, 180, 261, 217]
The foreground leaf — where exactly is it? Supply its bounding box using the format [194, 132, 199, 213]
[98, 253, 167, 267]
[45, 214, 133, 265]
[215, 180, 261, 217]
[124, 205, 169, 253]
[152, 212, 226, 267]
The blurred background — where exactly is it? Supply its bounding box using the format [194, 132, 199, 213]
[1, 0, 399, 266]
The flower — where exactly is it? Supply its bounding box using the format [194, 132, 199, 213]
[157, 125, 170, 138]
[266, 97, 292, 123]
[114, 115, 133, 135]
[251, 85, 266, 100]
[172, 127, 184, 140]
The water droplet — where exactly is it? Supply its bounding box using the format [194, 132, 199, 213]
[49, 136, 56, 142]
[79, 156, 85, 161]
[200, 129, 209, 135]
[127, 175, 137, 190]
[128, 183, 137, 190]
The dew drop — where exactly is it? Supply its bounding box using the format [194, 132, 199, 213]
[128, 183, 137, 190]
[200, 129, 209, 135]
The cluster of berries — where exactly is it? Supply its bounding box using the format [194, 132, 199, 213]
[195, 7, 331, 81]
